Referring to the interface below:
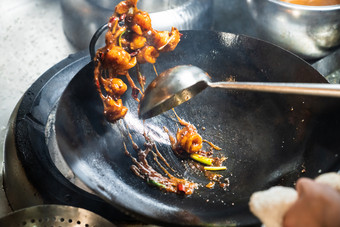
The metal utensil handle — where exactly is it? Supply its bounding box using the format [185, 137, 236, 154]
[89, 23, 109, 60]
[210, 82, 340, 98]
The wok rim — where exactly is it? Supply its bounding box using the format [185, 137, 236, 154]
[55, 30, 336, 226]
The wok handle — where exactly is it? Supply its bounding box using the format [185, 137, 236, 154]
[209, 82, 340, 98]
[89, 23, 109, 60]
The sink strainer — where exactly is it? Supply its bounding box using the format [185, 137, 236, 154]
[0, 205, 115, 227]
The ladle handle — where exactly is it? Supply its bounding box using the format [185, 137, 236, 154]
[209, 82, 340, 98]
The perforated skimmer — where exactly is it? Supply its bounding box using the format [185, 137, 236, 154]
[0, 205, 115, 227]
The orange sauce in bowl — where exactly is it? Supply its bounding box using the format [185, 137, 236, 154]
[280, 0, 340, 6]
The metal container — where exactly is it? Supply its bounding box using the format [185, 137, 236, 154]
[247, 0, 340, 59]
[0, 205, 115, 227]
[61, 0, 213, 50]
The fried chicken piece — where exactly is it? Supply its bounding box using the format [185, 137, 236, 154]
[176, 120, 203, 154]
[94, 0, 181, 122]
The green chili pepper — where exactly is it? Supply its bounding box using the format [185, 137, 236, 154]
[148, 179, 166, 188]
[119, 30, 126, 47]
[204, 166, 227, 171]
[190, 153, 213, 166]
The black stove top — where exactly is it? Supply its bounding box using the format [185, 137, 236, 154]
[5, 51, 133, 223]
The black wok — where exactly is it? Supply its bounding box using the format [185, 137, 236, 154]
[55, 30, 340, 226]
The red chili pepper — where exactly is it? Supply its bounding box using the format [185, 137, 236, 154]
[119, 14, 126, 21]
[95, 79, 100, 88]
[178, 183, 185, 192]
[109, 16, 118, 23]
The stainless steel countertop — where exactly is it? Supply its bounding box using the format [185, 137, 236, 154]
[0, 0, 267, 218]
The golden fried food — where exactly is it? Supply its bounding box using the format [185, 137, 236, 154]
[102, 78, 127, 97]
[102, 97, 128, 122]
[94, 0, 181, 123]
[164, 112, 228, 190]
[176, 119, 203, 154]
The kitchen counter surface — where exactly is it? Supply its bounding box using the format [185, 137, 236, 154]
[0, 0, 76, 217]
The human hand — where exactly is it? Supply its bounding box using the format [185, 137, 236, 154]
[283, 177, 340, 227]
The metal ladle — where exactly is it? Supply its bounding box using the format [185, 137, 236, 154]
[139, 65, 340, 119]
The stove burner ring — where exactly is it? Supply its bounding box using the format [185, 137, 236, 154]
[0, 205, 115, 227]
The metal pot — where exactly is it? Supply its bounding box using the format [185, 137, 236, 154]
[61, 0, 213, 50]
[247, 0, 340, 59]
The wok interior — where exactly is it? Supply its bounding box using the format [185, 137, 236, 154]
[56, 31, 340, 225]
